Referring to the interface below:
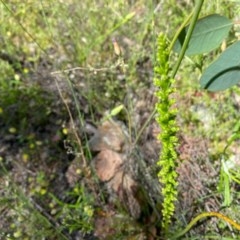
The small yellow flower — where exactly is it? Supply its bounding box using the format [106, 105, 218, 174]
[9, 127, 17, 133]
[14, 74, 20, 81]
[84, 205, 94, 217]
[13, 230, 22, 238]
[40, 188, 47, 195]
[22, 153, 29, 163]
[62, 128, 68, 135]
[29, 143, 35, 149]
[23, 68, 29, 74]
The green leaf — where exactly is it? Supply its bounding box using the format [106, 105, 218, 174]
[200, 41, 240, 91]
[174, 14, 232, 55]
[102, 104, 124, 121]
[110, 104, 124, 116]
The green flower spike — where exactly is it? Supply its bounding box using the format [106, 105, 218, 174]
[154, 33, 179, 234]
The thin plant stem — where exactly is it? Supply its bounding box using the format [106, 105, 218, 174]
[54, 75, 87, 167]
[170, 212, 240, 239]
[171, 0, 204, 79]
[135, 0, 204, 145]
[168, 10, 194, 52]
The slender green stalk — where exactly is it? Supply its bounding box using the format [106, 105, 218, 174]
[171, 0, 204, 79]
[134, 107, 156, 146]
[170, 212, 240, 239]
[168, 10, 194, 52]
[136, 1, 204, 145]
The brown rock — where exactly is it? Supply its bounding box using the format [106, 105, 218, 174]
[94, 149, 123, 182]
[89, 120, 126, 152]
[108, 171, 141, 219]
